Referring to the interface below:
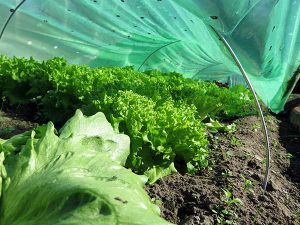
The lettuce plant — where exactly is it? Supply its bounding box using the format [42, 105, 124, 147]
[0, 110, 172, 225]
[0, 56, 251, 183]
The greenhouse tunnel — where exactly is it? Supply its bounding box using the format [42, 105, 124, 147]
[0, 0, 299, 112]
[0, 0, 300, 225]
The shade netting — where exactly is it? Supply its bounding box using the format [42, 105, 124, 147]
[0, 0, 299, 112]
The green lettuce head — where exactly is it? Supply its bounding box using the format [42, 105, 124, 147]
[0, 110, 172, 225]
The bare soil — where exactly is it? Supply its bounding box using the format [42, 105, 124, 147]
[146, 114, 300, 225]
[0, 110, 38, 139]
[1, 109, 300, 225]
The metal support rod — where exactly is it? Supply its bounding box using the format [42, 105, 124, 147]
[0, 0, 27, 40]
[210, 26, 271, 190]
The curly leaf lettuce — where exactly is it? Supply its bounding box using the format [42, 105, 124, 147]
[0, 110, 172, 225]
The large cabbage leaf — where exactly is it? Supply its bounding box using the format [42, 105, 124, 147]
[0, 110, 172, 225]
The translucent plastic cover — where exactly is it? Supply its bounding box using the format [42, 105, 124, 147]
[0, 0, 299, 112]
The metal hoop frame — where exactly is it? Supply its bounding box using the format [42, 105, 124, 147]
[210, 26, 271, 191]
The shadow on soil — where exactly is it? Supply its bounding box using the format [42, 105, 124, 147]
[279, 98, 300, 188]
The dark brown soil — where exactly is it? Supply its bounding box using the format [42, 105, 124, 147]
[0, 110, 38, 139]
[146, 114, 300, 225]
[293, 79, 300, 94]
[1, 108, 300, 225]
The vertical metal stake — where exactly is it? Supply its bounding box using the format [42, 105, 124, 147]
[210, 26, 271, 190]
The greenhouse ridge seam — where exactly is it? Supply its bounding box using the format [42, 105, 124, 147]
[210, 26, 271, 191]
[137, 40, 181, 71]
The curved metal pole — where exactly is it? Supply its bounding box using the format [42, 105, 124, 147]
[210, 26, 271, 191]
[0, 0, 27, 40]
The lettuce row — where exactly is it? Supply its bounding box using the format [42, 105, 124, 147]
[0, 110, 172, 225]
[0, 56, 251, 182]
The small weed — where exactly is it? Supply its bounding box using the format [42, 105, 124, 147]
[252, 123, 261, 132]
[261, 157, 267, 166]
[225, 150, 234, 158]
[212, 189, 242, 224]
[245, 151, 255, 159]
[151, 198, 162, 206]
[251, 213, 258, 224]
[231, 137, 241, 147]
[222, 169, 233, 177]
[265, 115, 273, 123]
[272, 138, 280, 149]
[213, 137, 219, 146]
[0, 127, 16, 136]
[286, 153, 293, 159]
[221, 189, 242, 207]
[292, 211, 300, 223]
[240, 175, 253, 192]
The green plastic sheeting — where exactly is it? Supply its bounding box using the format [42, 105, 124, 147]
[0, 0, 299, 112]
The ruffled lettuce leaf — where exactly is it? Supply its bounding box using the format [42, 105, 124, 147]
[0, 110, 172, 225]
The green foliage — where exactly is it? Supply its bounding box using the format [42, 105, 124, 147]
[212, 189, 242, 225]
[221, 169, 233, 177]
[0, 55, 255, 181]
[103, 91, 209, 182]
[230, 136, 242, 147]
[0, 56, 254, 121]
[240, 175, 254, 192]
[205, 119, 236, 133]
[221, 189, 242, 207]
[0, 127, 16, 138]
[0, 110, 172, 225]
